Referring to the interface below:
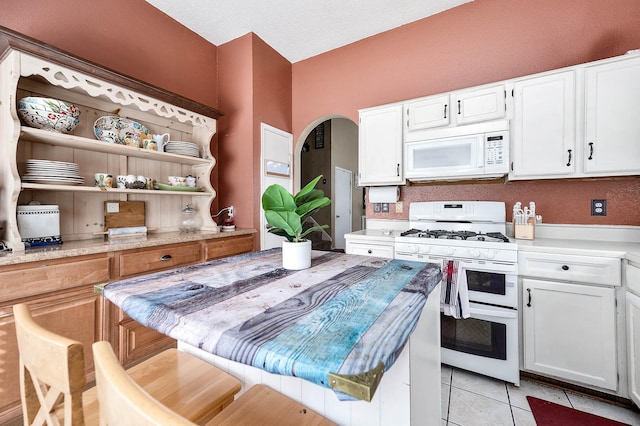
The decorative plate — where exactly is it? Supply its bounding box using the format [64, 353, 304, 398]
[93, 116, 149, 145]
[154, 183, 203, 192]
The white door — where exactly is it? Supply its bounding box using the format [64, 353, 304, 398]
[627, 291, 640, 407]
[260, 123, 293, 250]
[522, 278, 617, 390]
[406, 94, 450, 132]
[334, 167, 352, 250]
[584, 55, 640, 174]
[510, 71, 576, 179]
[358, 103, 404, 186]
[453, 85, 506, 125]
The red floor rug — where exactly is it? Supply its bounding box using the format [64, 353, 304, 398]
[527, 396, 630, 425]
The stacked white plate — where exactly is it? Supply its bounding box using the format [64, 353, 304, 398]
[23, 159, 84, 185]
[164, 141, 200, 158]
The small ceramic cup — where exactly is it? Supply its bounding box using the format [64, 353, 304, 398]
[142, 138, 157, 150]
[186, 175, 196, 187]
[95, 173, 113, 188]
[168, 176, 186, 186]
[116, 175, 128, 189]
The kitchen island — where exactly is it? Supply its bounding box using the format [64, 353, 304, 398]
[103, 249, 443, 425]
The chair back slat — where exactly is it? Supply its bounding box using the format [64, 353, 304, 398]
[13, 303, 86, 426]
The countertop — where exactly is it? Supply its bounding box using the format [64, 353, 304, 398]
[0, 228, 256, 266]
[348, 220, 640, 260]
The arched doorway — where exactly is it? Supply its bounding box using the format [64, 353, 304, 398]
[294, 116, 363, 251]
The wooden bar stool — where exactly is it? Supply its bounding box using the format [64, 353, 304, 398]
[13, 303, 241, 425]
[92, 340, 336, 426]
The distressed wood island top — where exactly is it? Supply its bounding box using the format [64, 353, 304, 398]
[102, 249, 442, 403]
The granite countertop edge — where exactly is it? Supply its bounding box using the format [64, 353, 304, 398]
[0, 228, 256, 266]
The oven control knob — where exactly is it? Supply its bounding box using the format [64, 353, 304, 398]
[470, 249, 481, 258]
[485, 250, 496, 259]
[443, 247, 455, 255]
[419, 245, 431, 254]
[407, 244, 418, 253]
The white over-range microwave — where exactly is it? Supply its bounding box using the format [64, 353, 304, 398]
[404, 121, 509, 181]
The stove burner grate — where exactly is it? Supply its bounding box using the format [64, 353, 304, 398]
[400, 229, 510, 243]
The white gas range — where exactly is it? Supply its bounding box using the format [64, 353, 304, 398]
[394, 201, 520, 386]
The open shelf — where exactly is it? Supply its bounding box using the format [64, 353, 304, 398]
[20, 127, 211, 166]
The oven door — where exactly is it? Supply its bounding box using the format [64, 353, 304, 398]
[415, 254, 518, 308]
[441, 302, 520, 385]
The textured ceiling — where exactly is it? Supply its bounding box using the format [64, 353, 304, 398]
[146, 0, 472, 63]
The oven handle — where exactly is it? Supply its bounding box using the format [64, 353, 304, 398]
[417, 255, 517, 273]
[467, 304, 518, 319]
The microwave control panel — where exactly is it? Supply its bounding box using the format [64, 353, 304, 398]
[485, 132, 509, 168]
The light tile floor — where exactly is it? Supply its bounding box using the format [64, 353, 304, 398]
[441, 364, 640, 425]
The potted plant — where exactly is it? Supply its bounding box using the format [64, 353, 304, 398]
[261, 175, 331, 269]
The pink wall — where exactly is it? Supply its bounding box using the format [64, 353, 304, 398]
[4, 0, 640, 230]
[292, 0, 640, 226]
[0, 0, 218, 107]
[217, 34, 291, 245]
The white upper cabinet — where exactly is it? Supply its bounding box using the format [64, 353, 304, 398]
[358, 103, 404, 186]
[452, 85, 506, 125]
[510, 71, 576, 179]
[584, 54, 640, 175]
[510, 53, 640, 180]
[404, 85, 506, 137]
[405, 94, 450, 132]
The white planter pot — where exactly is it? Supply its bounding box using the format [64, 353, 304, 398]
[282, 240, 312, 270]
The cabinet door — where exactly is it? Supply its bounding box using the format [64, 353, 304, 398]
[511, 71, 576, 179]
[585, 55, 640, 174]
[628, 291, 640, 407]
[453, 85, 506, 125]
[522, 278, 617, 390]
[0, 288, 100, 424]
[405, 95, 450, 132]
[358, 104, 403, 186]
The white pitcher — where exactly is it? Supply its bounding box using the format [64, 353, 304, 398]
[152, 133, 170, 152]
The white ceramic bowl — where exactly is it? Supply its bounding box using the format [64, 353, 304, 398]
[93, 116, 149, 145]
[18, 108, 80, 133]
[18, 97, 81, 118]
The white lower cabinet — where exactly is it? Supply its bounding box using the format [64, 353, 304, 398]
[627, 290, 640, 407]
[522, 278, 618, 390]
[345, 240, 394, 259]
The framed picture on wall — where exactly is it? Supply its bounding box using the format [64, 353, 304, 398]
[315, 125, 324, 149]
[265, 159, 290, 177]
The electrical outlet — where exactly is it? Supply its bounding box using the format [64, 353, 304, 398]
[591, 199, 606, 216]
[373, 203, 381, 213]
[381, 203, 389, 213]
[396, 201, 403, 213]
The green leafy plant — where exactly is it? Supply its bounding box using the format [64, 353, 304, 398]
[261, 175, 331, 242]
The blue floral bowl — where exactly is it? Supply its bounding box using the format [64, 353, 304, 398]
[18, 108, 80, 133]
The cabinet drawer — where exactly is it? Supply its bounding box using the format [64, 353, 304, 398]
[118, 242, 202, 278]
[118, 316, 175, 367]
[518, 251, 621, 286]
[205, 234, 254, 261]
[626, 262, 640, 295]
[0, 254, 111, 301]
[346, 242, 394, 259]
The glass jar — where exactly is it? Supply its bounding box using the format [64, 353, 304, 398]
[179, 203, 202, 233]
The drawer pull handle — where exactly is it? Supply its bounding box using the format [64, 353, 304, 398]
[160, 254, 172, 261]
[367, 249, 372, 254]
[561, 265, 569, 271]
[526, 288, 532, 307]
